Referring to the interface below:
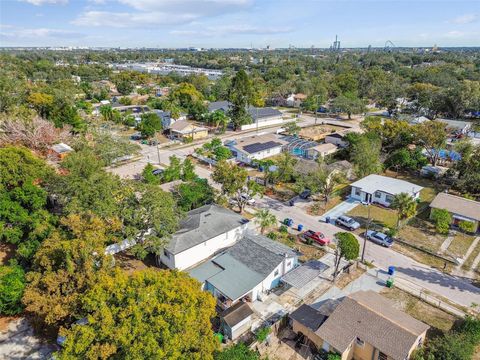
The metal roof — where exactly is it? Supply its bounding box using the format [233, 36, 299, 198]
[281, 260, 329, 288]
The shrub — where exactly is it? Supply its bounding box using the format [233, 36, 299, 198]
[0, 262, 26, 315]
[459, 220, 475, 234]
[431, 208, 452, 235]
[255, 326, 271, 343]
[267, 232, 278, 240]
[279, 225, 288, 233]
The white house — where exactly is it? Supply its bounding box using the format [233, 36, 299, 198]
[350, 174, 423, 207]
[188, 233, 299, 309]
[159, 205, 249, 270]
[307, 143, 338, 159]
[220, 302, 254, 341]
[225, 134, 288, 164]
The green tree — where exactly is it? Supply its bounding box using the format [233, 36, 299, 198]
[182, 158, 197, 181]
[299, 166, 345, 205]
[207, 110, 229, 132]
[212, 160, 262, 213]
[391, 192, 417, 229]
[431, 208, 452, 235]
[414, 121, 447, 166]
[214, 146, 232, 161]
[27, 92, 54, 118]
[0, 262, 26, 315]
[459, 220, 475, 234]
[350, 135, 382, 178]
[455, 145, 480, 195]
[99, 105, 113, 122]
[228, 70, 254, 130]
[333, 92, 365, 119]
[333, 232, 359, 282]
[0, 147, 55, 263]
[175, 178, 215, 211]
[57, 269, 218, 360]
[273, 152, 297, 183]
[284, 121, 301, 136]
[163, 155, 183, 182]
[169, 82, 206, 119]
[254, 209, 277, 234]
[142, 163, 160, 184]
[137, 112, 162, 138]
[214, 343, 260, 360]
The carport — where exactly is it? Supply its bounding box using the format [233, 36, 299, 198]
[281, 260, 329, 289]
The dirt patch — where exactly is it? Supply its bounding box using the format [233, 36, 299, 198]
[0, 316, 18, 332]
[381, 287, 457, 335]
[299, 124, 349, 141]
[336, 266, 366, 289]
[114, 252, 161, 274]
[306, 197, 343, 216]
[0, 243, 16, 266]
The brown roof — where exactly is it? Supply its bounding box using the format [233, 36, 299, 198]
[220, 302, 253, 328]
[430, 192, 480, 222]
[170, 120, 207, 133]
[315, 291, 429, 360]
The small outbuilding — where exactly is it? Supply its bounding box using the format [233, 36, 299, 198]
[220, 302, 254, 341]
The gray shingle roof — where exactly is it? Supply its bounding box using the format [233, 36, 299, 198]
[207, 101, 282, 121]
[315, 290, 429, 360]
[208, 101, 230, 112]
[221, 302, 254, 328]
[228, 234, 298, 277]
[430, 192, 480, 222]
[290, 304, 328, 332]
[166, 205, 248, 255]
[188, 233, 298, 301]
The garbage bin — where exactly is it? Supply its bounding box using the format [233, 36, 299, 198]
[298, 224, 304, 231]
[326, 216, 330, 224]
[386, 278, 394, 288]
[388, 266, 396, 276]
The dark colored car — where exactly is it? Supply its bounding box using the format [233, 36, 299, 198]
[366, 230, 394, 247]
[152, 169, 164, 176]
[299, 189, 311, 199]
[302, 230, 330, 246]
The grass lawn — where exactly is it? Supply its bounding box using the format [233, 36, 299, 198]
[463, 241, 480, 271]
[269, 229, 325, 262]
[392, 243, 449, 271]
[381, 287, 458, 335]
[347, 203, 398, 229]
[398, 218, 447, 253]
[447, 232, 476, 259]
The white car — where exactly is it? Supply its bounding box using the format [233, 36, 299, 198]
[336, 215, 361, 230]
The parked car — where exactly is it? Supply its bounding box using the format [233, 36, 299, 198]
[302, 230, 330, 246]
[336, 215, 361, 230]
[130, 133, 142, 140]
[299, 189, 311, 199]
[366, 230, 393, 247]
[152, 168, 164, 176]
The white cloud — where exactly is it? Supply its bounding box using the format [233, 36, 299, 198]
[19, 0, 68, 5]
[445, 30, 465, 38]
[0, 27, 84, 39]
[450, 14, 478, 24]
[170, 24, 292, 37]
[73, 11, 198, 27]
[74, 0, 253, 28]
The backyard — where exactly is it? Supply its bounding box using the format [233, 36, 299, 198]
[298, 124, 350, 141]
[381, 287, 458, 336]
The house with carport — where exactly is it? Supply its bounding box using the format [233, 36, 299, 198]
[289, 290, 429, 360]
[350, 174, 423, 207]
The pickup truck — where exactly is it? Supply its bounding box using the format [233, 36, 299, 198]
[302, 230, 330, 246]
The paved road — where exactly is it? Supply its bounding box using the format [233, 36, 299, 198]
[253, 195, 480, 310]
[109, 113, 480, 311]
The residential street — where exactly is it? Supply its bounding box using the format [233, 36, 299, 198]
[110, 114, 480, 312]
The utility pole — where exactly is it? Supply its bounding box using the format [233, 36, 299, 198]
[156, 143, 161, 165]
[256, 106, 259, 134]
[314, 94, 321, 125]
[361, 201, 371, 263]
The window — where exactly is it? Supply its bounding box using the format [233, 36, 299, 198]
[375, 191, 382, 198]
[378, 352, 387, 360]
[385, 195, 394, 203]
[354, 188, 361, 196]
[356, 337, 364, 347]
[274, 269, 279, 277]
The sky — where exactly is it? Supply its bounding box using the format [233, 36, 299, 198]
[0, 0, 479, 48]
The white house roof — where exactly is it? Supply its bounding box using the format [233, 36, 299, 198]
[350, 175, 423, 196]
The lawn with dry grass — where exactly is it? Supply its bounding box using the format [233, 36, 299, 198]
[463, 241, 480, 271]
[381, 287, 458, 335]
[336, 266, 366, 289]
[347, 203, 398, 229]
[307, 196, 343, 216]
[447, 232, 476, 259]
[398, 218, 447, 253]
[392, 243, 449, 271]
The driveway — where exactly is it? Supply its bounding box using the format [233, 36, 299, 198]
[319, 197, 360, 222]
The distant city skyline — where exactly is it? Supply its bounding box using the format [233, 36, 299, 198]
[0, 0, 479, 48]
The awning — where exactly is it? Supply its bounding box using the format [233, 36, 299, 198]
[281, 260, 329, 288]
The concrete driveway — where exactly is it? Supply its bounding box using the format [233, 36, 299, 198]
[319, 197, 360, 222]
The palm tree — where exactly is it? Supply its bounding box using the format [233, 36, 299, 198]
[255, 209, 277, 234]
[99, 105, 113, 122]
[391, 192, 417, 229]
[209, 110, 229, 133]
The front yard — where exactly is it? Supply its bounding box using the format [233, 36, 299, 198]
[447, 232, 476, 259]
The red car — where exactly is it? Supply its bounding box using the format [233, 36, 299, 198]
[302, 230, 330, 246]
